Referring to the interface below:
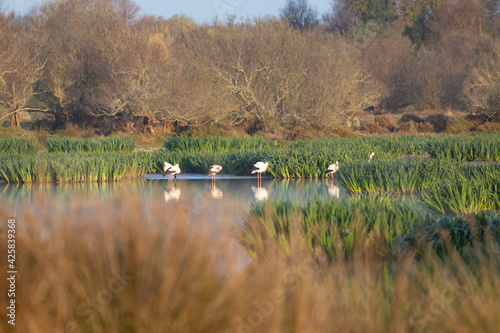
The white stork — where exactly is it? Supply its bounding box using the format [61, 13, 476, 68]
[251, 161, 269, 184]
[206, 164, 223, 184]
[163, 164, 181, 179]
[163, 162, 172, 176]
[325, 161, 339, 183]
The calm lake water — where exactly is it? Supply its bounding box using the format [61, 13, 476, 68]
[0, 175, 347, 226]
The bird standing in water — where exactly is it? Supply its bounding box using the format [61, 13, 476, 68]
[206, 164, 223, 185]
[163, 164, 181, 179]
[251, 162, 269, 186]
[325, 161, 339, 184]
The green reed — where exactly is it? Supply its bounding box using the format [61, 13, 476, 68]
[164, 135, 280, 152]
[239, 194, 428, 260]
[46, 136, 135, 153]
[422, 165, 500, 215]
[426, 134, 500, 161]
[240, 195, 500, 262]
[0, 137, 38, 154]
[398, 213, 500, 261]
[0, 152, 152, 183]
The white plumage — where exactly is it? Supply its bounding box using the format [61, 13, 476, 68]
[325, 161, 339, 176]
[163, 162, 172, 176]
[206, 164, 223, 177]
[251, 162, 269, 175]
[368, 152, 375, 162]
[163, 164, 181, 178]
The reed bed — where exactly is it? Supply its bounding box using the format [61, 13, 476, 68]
[0, 137, 38, 154]
[422, 167, 500, 215]
[46, 136, 135, 153]
[241, 195, 500, 261]
[164, 135, 280, 152]
[337, 159, 441, 193]
[2, 196, 500, 333]
[239, 195, 428, 260]
[399, 213, 500, 261]
[2, 134, 500, 184]
[427, 134, 500, 161]
[0, 152, 152, 183]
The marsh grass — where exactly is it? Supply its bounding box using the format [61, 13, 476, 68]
[0, 137, 38, 154]
[239, 195, 428, 260]
[427, 134, 500, 161]
[164, 135, 280, 152]
[422, 170, 500, 215]
[0, 152, 152, 183]
[2, 196, 500, 332]
[399, 213, 500, 262]
[46, 136, 135, 153]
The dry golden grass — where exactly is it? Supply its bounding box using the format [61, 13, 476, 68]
[1, 196, 500, 333]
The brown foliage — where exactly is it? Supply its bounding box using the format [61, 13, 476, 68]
[445, 116, 474, 134]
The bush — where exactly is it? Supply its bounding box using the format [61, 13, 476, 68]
[397, 121, 418, 133]
[426, 114, 449, 132]
[374, 115, 396, 131]
[398, 113, 424, 124]
[417, 122, 434, 133]
[445, 116, 473, 134]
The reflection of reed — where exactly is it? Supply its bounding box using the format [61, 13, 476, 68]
[0, 180, 155, 203]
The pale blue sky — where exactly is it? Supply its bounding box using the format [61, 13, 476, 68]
[6, 0, 333, 23]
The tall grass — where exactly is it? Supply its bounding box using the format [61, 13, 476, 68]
[0, 137, 38, 154]
[399, 213, 500, 261]
[427, 134, 500, 161]
[3, 196, 500, 333]
[239, 195, 428, 259]
[164, 135, 280, 152]
[46, 136, 135, 153]
[422, 165, 500, 215]
[0, 152, 152, 183]
[241, 195, 500, 262]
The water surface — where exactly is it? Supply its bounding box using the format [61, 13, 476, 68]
[0, 175, 348, 226]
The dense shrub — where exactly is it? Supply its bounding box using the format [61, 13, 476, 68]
[445, 117, 473, 134]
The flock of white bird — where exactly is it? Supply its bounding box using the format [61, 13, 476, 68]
[162, 161, 271, 180]
[162, 153, 374, 203]
[162, 153, 375, 181]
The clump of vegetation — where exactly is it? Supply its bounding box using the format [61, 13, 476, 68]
[0, 152, 151, 183]
[399, 213, 500, 261]
[240, 194, 500, 261]
[445, 116, 473, 134]
[422, 165, 500, 215]
[164, 136, 279, 152]
[46, 137, 135, 153]
[240, 194, 427, 260]
[338, 159, 441, 193]
[426, 134, 500, 161]
[0, 137, 38, 154]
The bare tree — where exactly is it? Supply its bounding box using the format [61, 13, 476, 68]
[0, 12, 47, 127]
[466, 39, 500, 118]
